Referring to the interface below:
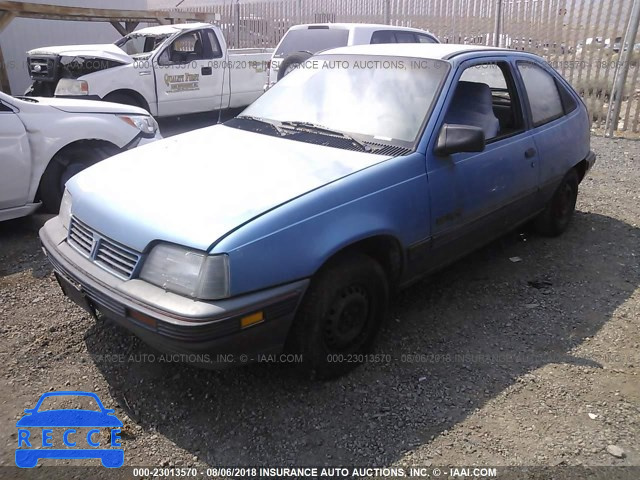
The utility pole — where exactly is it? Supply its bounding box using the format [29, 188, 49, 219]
[493, 0, 503, 47]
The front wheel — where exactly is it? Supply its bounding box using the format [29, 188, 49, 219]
[38, 144, 115, 213]
[534, 169, 579, 237]
[286, 252, 389, 379]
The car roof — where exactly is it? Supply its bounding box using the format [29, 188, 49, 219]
[131, 22, 212, 36]
[320, 43, 509, 60]
[288, 23, 436, 35]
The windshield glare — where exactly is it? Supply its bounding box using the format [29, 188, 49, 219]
[243, 55, 448, 144]
[115, 34, 170, 56]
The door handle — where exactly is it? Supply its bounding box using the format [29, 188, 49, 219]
[524, 148, 536, 158]
[201, 66, 212, 76]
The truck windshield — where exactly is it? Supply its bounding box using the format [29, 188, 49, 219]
[115, 33, 171, 56]
[274, 28, 349, 58]
[242, 55, 449, 145]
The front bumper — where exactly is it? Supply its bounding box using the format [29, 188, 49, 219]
[39, 217, 308, 368]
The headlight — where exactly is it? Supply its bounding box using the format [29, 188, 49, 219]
[119, 115, 158, 138]
[55, 79, 88, 96]
[59, 189, 72, 231]
[140, 243, 230, 300]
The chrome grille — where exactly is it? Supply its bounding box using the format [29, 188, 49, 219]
[68, 217, 141, 280]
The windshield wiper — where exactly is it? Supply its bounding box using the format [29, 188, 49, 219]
[235, 115, 286, 136]
[280, 121, 372, 152]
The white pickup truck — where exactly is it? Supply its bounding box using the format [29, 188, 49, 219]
[0, 91, 161, 221]
[25, 23, 272, 118]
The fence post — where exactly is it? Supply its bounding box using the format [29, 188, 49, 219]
[384, 0, 391, 25]
[298, 0, 302, 24]
[234, 0, 240, 48]
[493, 0, 502, 47]
[606, 0, 640, 137]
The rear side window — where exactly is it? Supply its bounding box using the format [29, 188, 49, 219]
[205, 30, 222, 58]
[517, 62, 564, 126]
[395, 31, 417, 43]
[370, 30, 396, 44]
[275, 28, 349, 58]
[417, 33, 437, 43]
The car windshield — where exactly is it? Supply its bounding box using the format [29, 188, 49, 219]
[274, 28, 349, 58]
[242, 54, 449, 145]
[115, 33, 171, 56]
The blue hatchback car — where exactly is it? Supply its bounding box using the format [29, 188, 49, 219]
[16, 391, 123, 468]
[40, 44, 595, 378]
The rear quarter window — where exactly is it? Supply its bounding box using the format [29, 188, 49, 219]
[517, 62, 565, 127]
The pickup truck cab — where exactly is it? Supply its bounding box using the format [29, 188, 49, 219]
[0, 91, 160, 221]
[40, 44, 595, 379]
[266, 23, 439, 89]
[26, 23, 272, 118]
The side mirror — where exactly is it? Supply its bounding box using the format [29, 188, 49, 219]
[434, 124, 486, 156]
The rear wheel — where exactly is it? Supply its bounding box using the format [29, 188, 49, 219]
[38, 144, 116, 213]
[534, 169, 579, 237]
[286, 252, 388, 379]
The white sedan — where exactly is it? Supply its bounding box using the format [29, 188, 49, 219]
[0, 91, 161, 221]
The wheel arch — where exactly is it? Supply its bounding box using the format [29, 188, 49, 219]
[104, 89, 150, 113]
[35, 139, 121, 202]
[315, 234, 405, 287]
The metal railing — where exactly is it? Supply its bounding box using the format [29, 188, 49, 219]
[172, 0, 639, 135]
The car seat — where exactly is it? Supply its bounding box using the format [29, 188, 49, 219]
[444, 81, 500, 140]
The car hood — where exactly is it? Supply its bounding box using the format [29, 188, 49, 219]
[16, 96, 148, 115]
[16, 410, 122, 428]
[28, 44, 133, 64]
[68, 125, 393, 252]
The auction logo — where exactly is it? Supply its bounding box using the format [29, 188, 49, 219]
[15, 391, 123, 468]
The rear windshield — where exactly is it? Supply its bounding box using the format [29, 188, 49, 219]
[275, 28, 349, 58]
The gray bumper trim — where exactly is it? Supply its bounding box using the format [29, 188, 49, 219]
[39, 217, 309, 364]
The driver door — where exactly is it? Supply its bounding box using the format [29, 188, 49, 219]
[154, 29, 224, 117]
[0, 102, 31, 209]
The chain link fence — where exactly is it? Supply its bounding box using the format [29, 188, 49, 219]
[170, 0, 639, 137]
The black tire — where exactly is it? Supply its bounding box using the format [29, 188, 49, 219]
[277, 51, 313, 81]
[534, 169, 579, 237]
[286, 252, 389, 379]
[38, 144, 116, 213]
[103, 92, 142, 109]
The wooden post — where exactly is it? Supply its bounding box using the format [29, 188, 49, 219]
[110, 21, 127, 36]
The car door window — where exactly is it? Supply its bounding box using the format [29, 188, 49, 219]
[448, 61, 525, 141]
[517, 62, 564, 127]
[158, 31, 205, 65]
[395, 31, 417, 43]
[416, 33, 437, 43]
[370, 30, 396, 44]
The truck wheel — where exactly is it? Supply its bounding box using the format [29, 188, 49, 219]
[287, 252, 388, 379]
[277, 51, 312, 81]
[534, 169, 579, 237]
[103, 92, 141, 109]
[39, 144, 115, 213]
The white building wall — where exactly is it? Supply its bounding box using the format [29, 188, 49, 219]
[0, 0, 148, 94]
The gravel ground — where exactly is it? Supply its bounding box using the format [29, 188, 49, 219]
[0, 135, 638, 478]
